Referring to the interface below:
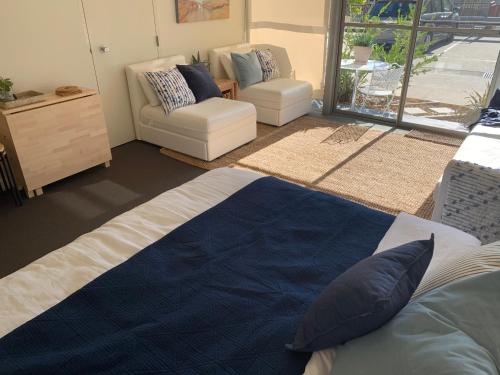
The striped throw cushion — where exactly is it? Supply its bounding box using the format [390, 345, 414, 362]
[255, 49, 280, 81]
[144, 68, 196, 114]
[413, 241, 500, 298]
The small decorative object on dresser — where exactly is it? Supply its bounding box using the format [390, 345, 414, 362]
[55, 85, 83, 97]
[214, 78, 238, 100]
[0, 88, 112, 198]
[0, 77, 15, 102]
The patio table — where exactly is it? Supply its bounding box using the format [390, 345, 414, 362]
[341, 59, 391, 111]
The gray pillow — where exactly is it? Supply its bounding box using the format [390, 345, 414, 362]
[332, 270, 500, 375]
[231, 51, 263, 89]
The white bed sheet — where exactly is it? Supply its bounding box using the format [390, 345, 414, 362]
[0, 167, 262, 338]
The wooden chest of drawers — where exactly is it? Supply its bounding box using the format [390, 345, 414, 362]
[0, 89, 112, 198]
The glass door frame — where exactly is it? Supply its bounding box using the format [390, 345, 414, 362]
[323, 0, 500, 133]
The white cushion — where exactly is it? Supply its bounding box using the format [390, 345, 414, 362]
[238, 78, 313, 110]
[141, 97, 256, 142]
[138, 73, 161, 107]
[414, 240, 500, 298]
[377, 212, 481, 253]
[221, 52, 236, 80]
[471, 123, 500, 139]
[375, 212, 482, 297]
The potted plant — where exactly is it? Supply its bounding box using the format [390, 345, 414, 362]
[0, 77, 14, 102]
[191, 51, 210, 71]
[352, 33, 374, 64]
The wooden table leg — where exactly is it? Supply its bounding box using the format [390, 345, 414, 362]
[35, 188, 44, 197]
[233, 82, 238, 100]
[25, 188, 35, 199]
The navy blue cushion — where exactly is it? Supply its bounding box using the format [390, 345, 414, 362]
[176, 63, 222, 103]
[287, 236, 434, 352]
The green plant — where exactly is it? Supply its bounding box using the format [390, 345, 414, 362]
[351, 32, 375, 47]
[354, 5, 439, 77]
[0, 77, 14, 96]
[466, 81, 491, 111]
[191, 51, 210, 69]
[191, 51, 203, 64]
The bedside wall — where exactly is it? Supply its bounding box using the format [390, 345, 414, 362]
[0, 0, 247, 147]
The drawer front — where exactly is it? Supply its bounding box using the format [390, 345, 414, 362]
[7, 95, 111, 190]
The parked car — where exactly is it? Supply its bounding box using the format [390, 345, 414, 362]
[371, 0, 460, 49]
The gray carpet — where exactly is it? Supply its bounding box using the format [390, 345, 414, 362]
[0, 141, 204, 278]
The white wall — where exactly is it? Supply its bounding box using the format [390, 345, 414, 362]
[249, 0, 328, 98]
[0, 0, 247, 147]
[0, 0, 98, 93]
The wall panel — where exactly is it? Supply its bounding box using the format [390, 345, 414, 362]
[0, 0, 97, 93]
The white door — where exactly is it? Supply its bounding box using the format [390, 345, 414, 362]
[0, 0, 97, 94]
[82, 0, 159, 147]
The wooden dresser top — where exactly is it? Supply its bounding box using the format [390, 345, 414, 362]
[0, 88, 97, 116]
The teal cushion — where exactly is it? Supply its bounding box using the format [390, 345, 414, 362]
[332, 271, 500, 375]
[231, 51, 263, 89]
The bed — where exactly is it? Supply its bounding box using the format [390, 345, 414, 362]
[0, 167, 486, 374]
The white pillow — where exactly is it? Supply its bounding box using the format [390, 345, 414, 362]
[413, 240, 500, 297]
[376, 212, 481, 253]
[220, 52, 236, 80]
[220, 47, 252, 80]
[375, 212, 482, 298]
[138, 72, 161, 107]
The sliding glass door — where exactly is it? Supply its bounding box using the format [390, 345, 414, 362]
[327, 0, 500, 132]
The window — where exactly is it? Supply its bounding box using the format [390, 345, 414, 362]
[442, 0, 452, 12]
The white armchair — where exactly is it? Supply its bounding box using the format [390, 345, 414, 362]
[209, 44, 313, 127]
[126, 55, 257, 161]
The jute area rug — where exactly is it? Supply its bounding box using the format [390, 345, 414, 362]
[161, 116, 461, 218]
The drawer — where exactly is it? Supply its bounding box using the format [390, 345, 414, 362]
[6, 95, 111, 191]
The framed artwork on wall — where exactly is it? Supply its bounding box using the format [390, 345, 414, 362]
[175, 0, 230, 23]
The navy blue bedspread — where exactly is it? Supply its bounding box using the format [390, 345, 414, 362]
[0, 177, 394, 374]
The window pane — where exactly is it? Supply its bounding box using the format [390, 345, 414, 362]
[420, 0, 500, 31]
[345, 0, 415, 24]
[336, 27, 410, 120]
[403, 33, 500, 131]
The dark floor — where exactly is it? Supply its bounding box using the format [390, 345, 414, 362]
[0, 141, 204, 278]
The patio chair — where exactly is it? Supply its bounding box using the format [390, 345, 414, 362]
[358, 65, 404, 117]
